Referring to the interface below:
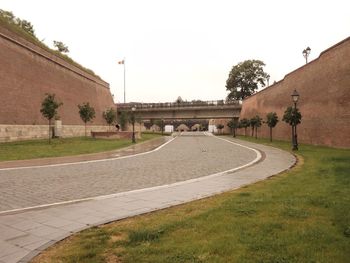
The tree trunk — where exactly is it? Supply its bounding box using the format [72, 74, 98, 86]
[270, 127, 272, 142]
[255, 127, 258, 139]
[251, 127, 254, 137]
[48, 119, 51, 144]
[84, 122, 87, 137]
[233, 128, 236, 137]
[244, 127, 247, 136]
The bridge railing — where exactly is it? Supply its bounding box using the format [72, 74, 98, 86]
[117, 100, 240, 110]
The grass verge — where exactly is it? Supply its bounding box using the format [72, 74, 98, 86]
[32, 137, 350, 263]
[0, 133, 162, 161]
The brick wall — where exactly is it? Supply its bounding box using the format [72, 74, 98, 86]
[0, 25, 115, 131]
[238, 37, 350, 148]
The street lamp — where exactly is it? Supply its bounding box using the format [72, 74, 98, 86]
[291, 89, 300, 151]
[131, 106, 136, 143]
[302, 47, 311, 64]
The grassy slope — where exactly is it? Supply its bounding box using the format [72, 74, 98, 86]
[0, 133, 161, 161]
[0, 17, 100, 79]
[32, 137, 350, 263]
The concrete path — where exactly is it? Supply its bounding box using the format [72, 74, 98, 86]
[0, 134, 296, 263]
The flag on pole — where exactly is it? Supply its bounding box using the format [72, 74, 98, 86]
[118, 60, 124, 64]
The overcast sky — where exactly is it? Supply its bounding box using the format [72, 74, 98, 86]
[1, 0, 349, 103]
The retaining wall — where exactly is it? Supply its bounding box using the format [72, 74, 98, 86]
[238, 37, 350, 148]
[0, 25, 115, 141]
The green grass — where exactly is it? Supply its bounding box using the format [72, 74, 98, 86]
[0, 133, 161, 161]
[32, 137, 350, 263]
[0, 16, 100, 79]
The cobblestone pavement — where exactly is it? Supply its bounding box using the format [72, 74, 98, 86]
[0, 135, 296, 263]
[0, 133, 257, 212]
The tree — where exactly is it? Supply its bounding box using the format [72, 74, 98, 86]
[226, 60, 269, 100]
[216, 124, 225, 134]
[53, 41, 69, 53]
[118, 112, 129, 131]
[239, 118, 250, 136]
[249, 117, 257, 137]
[254, 115, 263, 139]
[283, 106, 302, 148]
[227, 118, 239, 137]
[16, 19, 35, 36]
[40, 93, 63, 143]
[103, 108, 117, 130]
[78, 102, 96, 137]
[266, 112, 279, 142]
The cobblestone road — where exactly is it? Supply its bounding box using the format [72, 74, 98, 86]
[0, 133, 257, 212]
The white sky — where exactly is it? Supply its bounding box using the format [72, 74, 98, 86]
[1, 0, 349, 103]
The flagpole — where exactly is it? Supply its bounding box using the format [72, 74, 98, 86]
[123, 58, 126, 103]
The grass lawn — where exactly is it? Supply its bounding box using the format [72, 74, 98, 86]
[32, 137, 350, 263]
[0, 133, 162, 161]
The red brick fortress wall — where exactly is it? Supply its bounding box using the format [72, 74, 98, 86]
[239, 37, 350, 148]
[0, 25, 115, 126]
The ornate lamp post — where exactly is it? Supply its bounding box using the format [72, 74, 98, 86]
[131, 106, 136, 143]
[302, 47, 311, 64]
[291, 89, 300, 150]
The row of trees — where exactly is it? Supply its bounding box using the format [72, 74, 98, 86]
[40, 93, 117, 143]
[220, 107, 301, 142]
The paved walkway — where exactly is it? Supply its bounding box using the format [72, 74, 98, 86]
[0, 133, 296, 263]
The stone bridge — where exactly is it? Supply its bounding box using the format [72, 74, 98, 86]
[117, 100, 241, 120]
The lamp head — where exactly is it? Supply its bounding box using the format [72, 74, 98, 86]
[291, 89, 300, 103]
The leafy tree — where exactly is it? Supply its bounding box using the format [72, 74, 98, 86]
[154, 119, 165, 134]
[249, 117, 257, 137]
[254, 115, 263, 139]
[227, 118, 239, 137]
[40, 93, 63, 143]
[103, 108, 117, 130]
[16, 19, 35, 36]
[78, 102, 96, 137]
[53, 40, 69, 53]
[283, 106, 302, 149]
[216, 124, 225, 134]
[118, 112, 129, 131]
[266, 112, 279, 142]
[239, 118, 250, 136]
[226, 60, 269, 100]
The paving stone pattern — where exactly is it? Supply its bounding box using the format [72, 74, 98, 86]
[0, 134, 295, 263]
[0, 134, 256, 212]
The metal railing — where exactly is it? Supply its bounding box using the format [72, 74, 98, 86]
[117, 100, 240, 110]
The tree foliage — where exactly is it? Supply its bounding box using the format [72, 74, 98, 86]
[227, 118, 239, 137]
[53, 40, 69, 53]
[40, 93, 63, 143]
[0, 9, 35, 36]
[282, 107, 302, 126]
[239, 118, 250, 136]
[103, 108, 117, 129]
[78, 102, 96, 137]
[266, 112, 279, 142]
[216, 124, 225, 134]
[226, 60, 269, 100]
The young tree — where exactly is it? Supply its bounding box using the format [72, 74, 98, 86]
[103, 108, 117, 131]
[216, 124, 225, 134]
[283, 106, 302, 148]
[78, 102, 96, 137]
[239, 118, 250, 136]
[118, 111, 129, 131]
[250, 117, 257, 137]
[53, 40, 69, 53]
[227, 118, 239, 137]
[254, 115, 263, 139]
[226, 60, 269, 100]
[40, 93, 63, 143]
[266, 112, 279, 142]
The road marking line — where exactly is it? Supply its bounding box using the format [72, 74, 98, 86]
[0, 136, 261, 215]
[0, 137, 177, 171]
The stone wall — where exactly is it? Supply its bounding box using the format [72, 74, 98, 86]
[238, 37, 350, 148]
[0, 25, 115, 140]
[0, 124, 112, 142]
